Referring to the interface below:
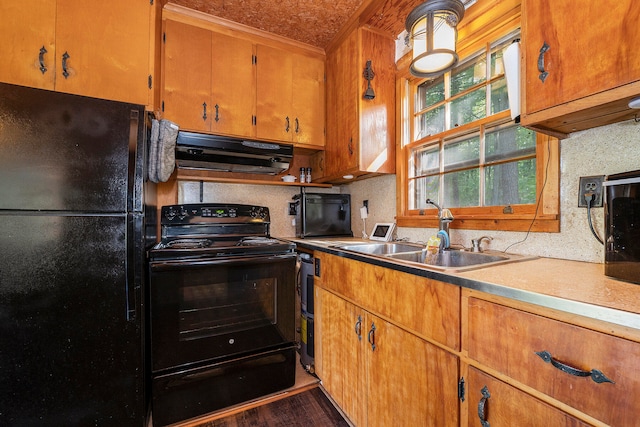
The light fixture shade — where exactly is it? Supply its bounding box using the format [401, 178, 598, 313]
[406, 0, 465, 78]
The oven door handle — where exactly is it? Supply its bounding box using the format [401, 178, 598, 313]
[150, 253, 296, 270]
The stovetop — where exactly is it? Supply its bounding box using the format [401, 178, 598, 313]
[149, 204, 295, 261]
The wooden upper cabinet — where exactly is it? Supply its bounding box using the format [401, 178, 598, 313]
[162, 19, 255, 137]
[321, 26, 395, 183]
[211, 32, 255, 137]
[162, 19, 212, 132]
[256, 45, 325, 148]
[521, 0, 640, 136]
[0, 1, 56, 90]
[0, 0, 153, 106]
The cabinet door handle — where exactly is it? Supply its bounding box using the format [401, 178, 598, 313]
[38, 46, 48, 74]
[61, 51, 70, 79]
[285, 116, 290, 132]
[367, 322, 376, 351]
[202, 102, 207, 121]
[354, 315, 362, 341]
[295, 117, 300, 133]
[537, 41, 550, 83]
[477, 386, 491, 427]
[535, 350, 615, 384]
[214, 104, 219, 122]
[348, 138, 354, 155]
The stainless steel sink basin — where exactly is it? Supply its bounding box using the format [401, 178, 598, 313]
[334, 242, 426, 255]
[334, 242, 535, 272]
[388, 250, 506, 266]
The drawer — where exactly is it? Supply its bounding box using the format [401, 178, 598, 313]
[467, 367, 590, 427]
[468, 297, 640, 426]
[316, 252, 460, 350]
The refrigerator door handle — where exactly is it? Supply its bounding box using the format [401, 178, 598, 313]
[126, 213, 144, 322]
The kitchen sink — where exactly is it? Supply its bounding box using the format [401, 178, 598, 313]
[334, 242, 426, 255]
[334, 242, 536, 272]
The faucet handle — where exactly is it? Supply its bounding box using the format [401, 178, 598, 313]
[471, 236, 493, 252]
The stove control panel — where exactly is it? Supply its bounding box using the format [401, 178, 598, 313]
[161, 204, 270, 224]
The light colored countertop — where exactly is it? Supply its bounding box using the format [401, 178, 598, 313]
[284, 237, 640, 332]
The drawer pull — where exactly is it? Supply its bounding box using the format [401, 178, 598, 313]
[368, 322, 376, 351]
[477, 385, 490, 427]
[535, 350, 615, 384]
[537, 41, 550, 83]
[38, 46, 48, 74]
[354, 315, 362, 341]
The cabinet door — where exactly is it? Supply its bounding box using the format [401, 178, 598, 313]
[292, 53, 325, 147]
[210, 32, 255, 138]
[0, 0, 56, 90]
[162, 19, 212, 132]
[315, 288, 366, 426]
[467, 368, 590, 426]
[325, 29, 359, 177]
[55, 0, 151, 105]
[523, 0, 640, 115]
[367, 315, 460, 427]
[256, 44, 293, 142]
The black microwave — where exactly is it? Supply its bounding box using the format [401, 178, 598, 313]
[294, 192, 353, 238]
[604, 170, 640, 284]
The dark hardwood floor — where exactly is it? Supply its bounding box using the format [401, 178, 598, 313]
[198, 387, 350, 427]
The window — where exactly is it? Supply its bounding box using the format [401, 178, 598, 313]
[398, 28, 559, 232]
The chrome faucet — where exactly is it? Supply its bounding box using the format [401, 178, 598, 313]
[425, 198, 454, 241]
[471, 236, 493, 252]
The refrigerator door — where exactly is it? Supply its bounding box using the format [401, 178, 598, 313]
[0, 82, 144, 213]
[0, 214, 145, 426]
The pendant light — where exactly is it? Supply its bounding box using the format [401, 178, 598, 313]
[405, 0, 465, 78]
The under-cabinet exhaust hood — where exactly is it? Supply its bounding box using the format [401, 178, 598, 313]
[175, 131, 293, 175]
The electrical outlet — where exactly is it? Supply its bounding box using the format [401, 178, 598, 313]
[578, 175, 605, 208]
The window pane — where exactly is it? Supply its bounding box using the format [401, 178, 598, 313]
[443, 169, 479, 207]
[410, 175, 440, 209]
[450, 87, 486, 127]
[490, 77, 509, 114]
[484, 159, 537, 206]
[486, 126, 536, 163]
[416, 77, 445, 111]
[417, 105, 445, 138]
[412, 144, 440, 176]
[451, 56, 486, 96]
[490, 47, 505, 78]
[444, 136, 479, 171]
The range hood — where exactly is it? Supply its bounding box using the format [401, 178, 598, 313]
[175, 131, 293, 175]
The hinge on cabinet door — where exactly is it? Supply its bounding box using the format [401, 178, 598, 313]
[458, 377, 465, 402]
[161, 101, 164, 112]
[163, 32, 166, 43]
[252, 54, 257, 65]
[252, 115, 256, 126]
[148, 75, 152, 89]
[314, 258, 321, 277]
[149, 0, 153, 4]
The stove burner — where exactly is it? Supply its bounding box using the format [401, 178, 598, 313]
[163, 239, 213, 249]
[237, 237, 281, 246]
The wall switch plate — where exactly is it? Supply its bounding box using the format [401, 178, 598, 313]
[578, 175, 605, 208]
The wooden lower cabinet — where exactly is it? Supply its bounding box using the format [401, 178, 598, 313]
[316, 287, 460, 426]
[467, 296, 640, 426]
[466, 368, 590, 427]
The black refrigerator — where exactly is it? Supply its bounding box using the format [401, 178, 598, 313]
[0, 83, 156, 426]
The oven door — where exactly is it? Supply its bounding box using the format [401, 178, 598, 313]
[149, 253, 296, 373]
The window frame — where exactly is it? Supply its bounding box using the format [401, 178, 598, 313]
[395, 16, 559, 233]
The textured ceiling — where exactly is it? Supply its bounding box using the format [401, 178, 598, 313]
[169, 0, 367, 48]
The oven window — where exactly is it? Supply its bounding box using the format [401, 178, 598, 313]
[180, 277, 276, 341]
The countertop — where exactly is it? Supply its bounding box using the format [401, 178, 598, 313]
[284, 237, 640, 332]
